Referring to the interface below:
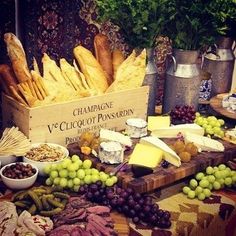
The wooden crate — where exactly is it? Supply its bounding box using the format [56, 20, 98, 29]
[2, 86, 149, 146]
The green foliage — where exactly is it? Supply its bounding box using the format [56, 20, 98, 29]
[162, 0, 218, 50]
[95, 0, 168, 48]
[208, 0, 236, 38]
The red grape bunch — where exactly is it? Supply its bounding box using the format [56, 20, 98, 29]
[170, 105, 196, 125]
[80, 181, 171, 229]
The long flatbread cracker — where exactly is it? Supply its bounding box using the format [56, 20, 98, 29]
[9, 85, 28, 106]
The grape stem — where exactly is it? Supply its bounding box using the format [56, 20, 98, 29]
[109, 161, 128, 176]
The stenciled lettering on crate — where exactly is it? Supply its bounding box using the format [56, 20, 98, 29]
[2, 86, 149, 146]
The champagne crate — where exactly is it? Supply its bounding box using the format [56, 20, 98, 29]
[2, 86, 149, 146]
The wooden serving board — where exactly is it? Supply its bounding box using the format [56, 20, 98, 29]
[68, 140, 236, 193]
[210, 94, 236, 120]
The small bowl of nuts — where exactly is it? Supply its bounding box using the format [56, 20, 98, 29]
[23, 143, 69, 176]
[0, 162, 38, 189]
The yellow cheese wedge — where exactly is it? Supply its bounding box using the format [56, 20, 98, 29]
[148, 116, 170, 131]
[128, 143, 163, 168]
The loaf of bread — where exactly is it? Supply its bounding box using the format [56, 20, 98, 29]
[4, 33, 32, 83]
[0, 64, 18, 95]
[106, 49, 146, 93]
[94, 34, 113, 85]
[112, 49, 125, 79]
[73, 45, 109, 94]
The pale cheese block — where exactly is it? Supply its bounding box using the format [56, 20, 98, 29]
[100, 129, 132, 147]
[184, 132, 225, 152]
[148, 116, 170, 131]
[151, 123, 204, 138]
[128, 143, 163, 168]
[140, 136, 181, 167]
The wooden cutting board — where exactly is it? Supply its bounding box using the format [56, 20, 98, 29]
[68, 139, 236, 193]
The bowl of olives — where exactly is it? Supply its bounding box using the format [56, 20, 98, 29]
[0, 162, 38, 189]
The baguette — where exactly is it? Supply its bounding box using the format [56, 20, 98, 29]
[73, 45, 108, 94]
[112, 49, 125, 79]
[94, 33, 113, 85]
[106, 49, 146, 93]
[0, 64, 18, 95]
[4, 33, 32, 83]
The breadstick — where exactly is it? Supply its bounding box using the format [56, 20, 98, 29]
[32, 81, 44, 100]
[21, 82, 32, 96]
[9, 85, 28, 106]
[31, 70, 49, 96]
[27, 79, 37, 98]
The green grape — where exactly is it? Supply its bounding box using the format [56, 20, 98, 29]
[208, 183, 213, 190]
[71, 154, 80, 162]
[91, 174, 100, 183]
[53, 177, 60, 185]
[199, 179, 209, 188]
[67, 163, 77, 172]
[195, 172, 205, 181]
[59, 169, 68, 178]
[51, 164, 58, 171]
[213, 181, 221, 190]
[62, 159, 71, 168]
[111, 175, 118, 184]
[83, 159, 92, 169]
[187, 190, 196, 199]
[218, 178, 225, 185]
[214, 121, 221, 127]
[195, 186, 203, 195]
[209, 120, 217, 127]
[46, 178, 53, 186]
[202, 123, 208, 129]
[205, 127, 214, 135]
[80, 180, 85, 185]
[224, 177, 232, 186]
[105, 178, 114, 187]
[43, 165, 51, 175]
[100, 172, 109, 182]
[73, 162, 80, 171]
[213, 166, 219, 172]
[73, 177, 81, 185]
[77, 169, 86, 179]
[206, 166, 214, 175]
[85, 169, 92, 175]
[203, 188, 211, 198]
[50, 170, 59, 179]
[218, 130, 224, 138]
[183, 186, 191, 194]
[198, 193, 206, 201]
[195, 117, 204, 126]
[232, 175, 236, 183]
[207, 175, 216, 183]
[195, 112, 201, 117]
[218, 164, 226, 171]
[207, 116, 217, 122]
[190, 179, 198, 189]
[73, 185, 80, 192]
[91, 168, 99, 175]
[213, 127, 221, 135]
[67, 179, 74, 188]
[214, 171, 222, 179]
[84, 175, 92, 184]
[218, 119, 225, 126]
[230, 170, 235, 177]
[202, 118, 208, 125]
[68, 171, 76, 179]
[59, 178, 68, 188]
[56, 163, 63, 171]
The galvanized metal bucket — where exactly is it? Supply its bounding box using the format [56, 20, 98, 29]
[142, 48, 158, 116]
[202, 37, 235, 97]
[162, 49, 202, 114]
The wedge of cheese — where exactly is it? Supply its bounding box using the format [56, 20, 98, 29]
[151, 124, 204, 138]
[148, 116, 170, 131]
[184, 132, 225, 152]
[100, 129, 132, 147]
[140, 136, 181, 167]
[128, 143, 163, 168]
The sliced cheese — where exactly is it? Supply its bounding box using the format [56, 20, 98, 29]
[140, 136, 181, 167]
[148, 116, 170, 131]
[151, 123, 204, 138]
[100, 129, 132, 147]
[184, 132, 225, 152]
[128, 143, 163, 168]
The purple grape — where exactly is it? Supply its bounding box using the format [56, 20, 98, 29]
[134, 203, 141, 212]
[110, 198, 118, 207]
[96, 180, 103, 186]
[129, 209, 136, 218]
[144, 205, 151, 213]
[117, 197, 125, 206]
[163, 211, 171, 220]
[128, 199, 136, 207]
[107, 192, 114, 199]
[157, 209, 164, 217]
[139, 212, 145, 220]
[90, 184, 98, 192]
[134, 193, 142, 201]
[132, 216, 140, 224]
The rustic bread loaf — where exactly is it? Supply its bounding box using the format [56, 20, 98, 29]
[112, 49, 125, 79]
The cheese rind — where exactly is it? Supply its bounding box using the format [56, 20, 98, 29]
[151, 124, 204, 138]
[184, 132, 225, 152]
[100, 129, 132, 147]
[140, 136, 181, 167]
[128, 143, 163, 168]
[125, 118, 147, 138]
[148, 116, 170, 131]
